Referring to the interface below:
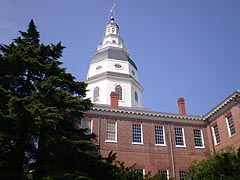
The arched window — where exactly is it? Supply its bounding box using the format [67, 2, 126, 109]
[135, 91, 138, 103]
[115, 85, 122, 100]
[93, 87, 99, 102]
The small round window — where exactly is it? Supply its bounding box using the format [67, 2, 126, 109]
[114, 64, 122, 69]
[96, 65, 102, 70]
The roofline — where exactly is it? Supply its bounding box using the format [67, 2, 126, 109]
[84, 104, 205, 125]
[203, 90, 240, 121]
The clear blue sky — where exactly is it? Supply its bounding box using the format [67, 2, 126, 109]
[1, 0, 240, 115]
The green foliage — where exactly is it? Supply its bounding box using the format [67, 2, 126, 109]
[186, 146, 240, 180]
[0, 19, 104, 180]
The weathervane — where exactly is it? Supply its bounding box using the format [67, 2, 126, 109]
[110, 3, 116, 17]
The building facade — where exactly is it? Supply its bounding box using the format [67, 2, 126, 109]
[83, 16, 240, 180]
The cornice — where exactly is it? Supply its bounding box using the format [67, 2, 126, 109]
[203, 91, 240, 122]
[85, 105, 205, 126]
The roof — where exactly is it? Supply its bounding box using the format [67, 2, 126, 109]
[85, 104, 205, 125]
[91, 47, 138, 70]
[203, 90, 240, 121]
[85, 91, 240, 124]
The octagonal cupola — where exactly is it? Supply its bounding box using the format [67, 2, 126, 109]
[86, 15, 143, 108]
[97, 16, 126, 52]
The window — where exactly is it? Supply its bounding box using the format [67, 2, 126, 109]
[212, 124, 221, 145]
[115, 85, 123, 100]
[193, 129, 204, 148]
[106, 121, 117, 142]
[93, 87, 99, 102]
[132, 124, 143, 144]
[174, 128, 185, 147]
[226, 114, 236, 137]
[134, 168, 145, 177]
[80, 119, 92, 134]
[135, 91, 138, 102]
[158, 170, 169, 179]
[155, 126, 166, 145]
[179, 171, 186, 180]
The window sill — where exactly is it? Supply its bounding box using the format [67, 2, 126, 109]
[195, 146, 205, 149]
[105, 140, 117, 143]
[176, 145, 186, 148]
[132, 142, 144, 145]
[155, 144, 166, 147]
[229, 133, 236, 138]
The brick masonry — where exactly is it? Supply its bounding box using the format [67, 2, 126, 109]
[83, 92, 240, 180]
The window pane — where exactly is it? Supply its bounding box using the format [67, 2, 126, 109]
[155, 126, 165, 145]
[81, 119, 92, 134]
[179, 171, 186, 180]
[106, 122, 116, 142]
[193, 129, 203, 147]
[226, 114, 236, 136]
[212, 124, 220, 144]
[158, 169, 168, 179]
[132, 124, 142, 143]
[174, 128, 185, 146]
[93, 87, 99, 102]
[135, 91, 138, 102]
[115, 85, 122, 100]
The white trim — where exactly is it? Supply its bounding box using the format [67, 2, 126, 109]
[211, 124, 220, 145]
[225, 114, 236, 137]
[155, 126, 166, 146]
[175, 127, 186, 147]
[158, 169, 169, 179]
[105, 121, 117, 143]
[132, 124, 144, 145]
[194, 129, 205, 148]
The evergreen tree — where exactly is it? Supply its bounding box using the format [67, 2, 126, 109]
[0, 19, 103, 180]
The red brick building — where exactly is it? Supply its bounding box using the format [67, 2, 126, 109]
[82, 15, 240, 179]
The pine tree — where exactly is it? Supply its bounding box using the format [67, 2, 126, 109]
[0, 19, 100, 180]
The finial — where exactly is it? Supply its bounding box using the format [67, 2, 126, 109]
[110, 16, 115, 23]
[110, 3, 116, 16]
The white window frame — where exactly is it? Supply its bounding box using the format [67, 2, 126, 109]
[155, 126, 166, 146]
[193, 129, 205, 148]
[80, 119, 93, 134]
[225, 114, 236, 137]
[174, 127, 186, 147]
[158, 169, 169, 179]
[134, 168, 145, 178]
[115, 85, 123, 101]
[179, 170, 186, 180]
[212, 124, 221, 145]
[105, 121, 117, 143]
[93, 86, 99, 102]
[132, 124, 143, 145]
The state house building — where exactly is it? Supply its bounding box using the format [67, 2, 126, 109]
[82, 16, 240, 180]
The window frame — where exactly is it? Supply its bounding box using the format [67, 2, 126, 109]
[155, 126, 166, 146]
[193, 129, 205, 148]
[80, 119, 92, 134]
[179, 170, 186, 180]
[174, 127, 186, 147]
[225, 114, 236, 137]
[132, 124, 143, 145]
[105, 121, 117, 143]
[93, 86, 99, 102]
[212, 124, 221, 145]
[158, 169, 169, 179]
[115, 85, 123, 100]
[134, 168, 145, 178]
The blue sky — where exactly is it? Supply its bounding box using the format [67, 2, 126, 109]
[1, 0, 240, 115]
